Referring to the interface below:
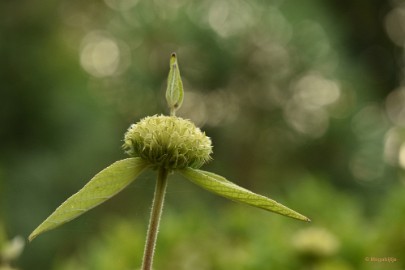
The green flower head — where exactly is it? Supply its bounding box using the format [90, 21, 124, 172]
[123, 115, 212, 170]
[29, 53, 309, 245]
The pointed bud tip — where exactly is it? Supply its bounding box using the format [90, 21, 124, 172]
[170, 53, 177, 66]
[28, 234, 36, 242]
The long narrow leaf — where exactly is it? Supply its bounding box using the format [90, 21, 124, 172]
[179, 168, 310, 222]
[29, 158, 150, 241]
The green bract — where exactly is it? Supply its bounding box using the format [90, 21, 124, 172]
[29, 158, 149, 241]
[29, 53, 310, 246]
[123, 115, 212, 170]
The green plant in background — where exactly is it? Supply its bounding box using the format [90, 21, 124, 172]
[29, 53, 310, 270]
[0, 224, 25, 270]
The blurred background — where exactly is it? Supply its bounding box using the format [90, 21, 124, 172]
[1, 0, 405, 269]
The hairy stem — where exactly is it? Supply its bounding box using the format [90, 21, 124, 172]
[141, 167, 169, 270]
[170, 108, 176, 116]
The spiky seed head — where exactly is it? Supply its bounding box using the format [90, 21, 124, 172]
[123, 115, 212, 170]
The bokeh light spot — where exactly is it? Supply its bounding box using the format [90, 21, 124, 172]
[284, 101, 329, 138]
[350, 146, 384, 183]
[104, 0, 139, 11]
[80, 31, 125, 78]
[351, 104, 387, 139]
[283, 73, 341, 138]
[398, 142, 405, 169]
[386, 87, 405, 126]
[385, 7, 405, 47]
[383, 127, 403, 166]
[295, 73, 341, 108]
[208, 0, 256, 38]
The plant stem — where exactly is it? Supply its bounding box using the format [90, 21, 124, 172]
[141, 167, 169, 270]
[170, 108, 176, 116]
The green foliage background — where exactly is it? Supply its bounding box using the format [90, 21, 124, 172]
[1, 0, 405, 269]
